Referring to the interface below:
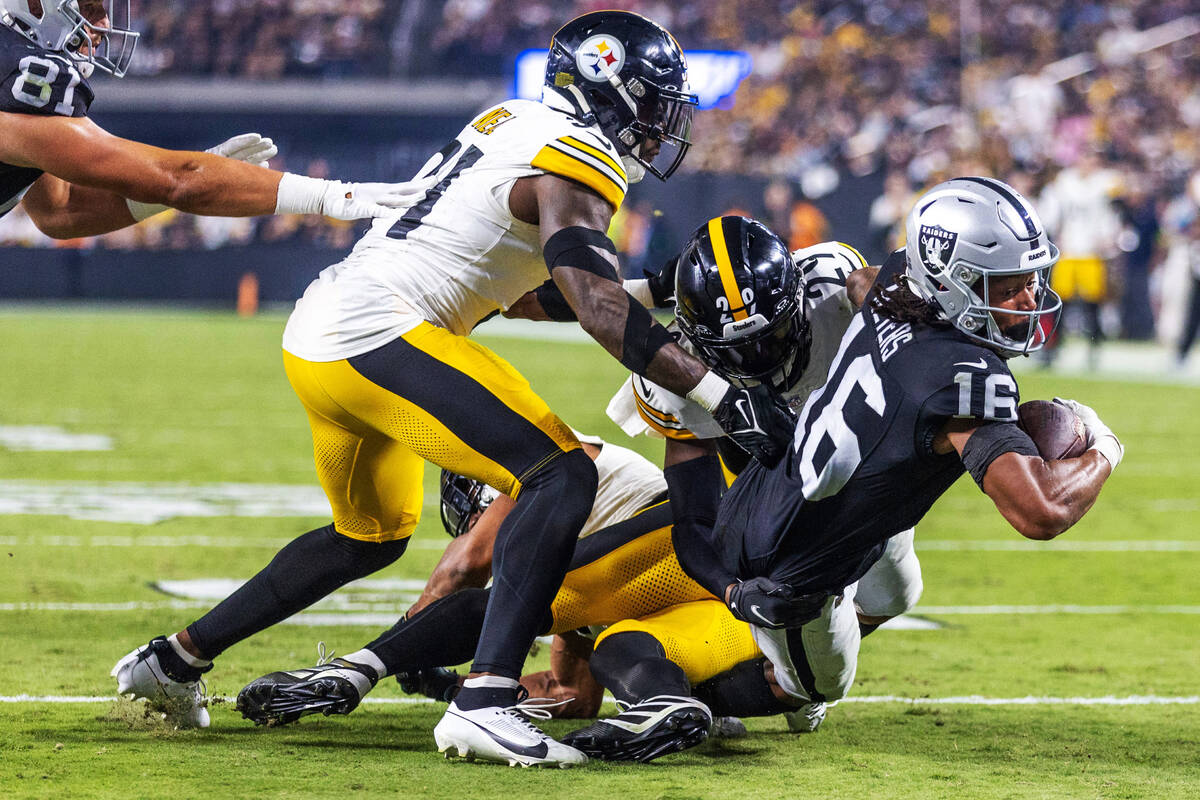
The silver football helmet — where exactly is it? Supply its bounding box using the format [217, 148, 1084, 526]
[904, 176, 1062, 358]
[0, 0, 138, 77]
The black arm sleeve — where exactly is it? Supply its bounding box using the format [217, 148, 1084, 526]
[665, 454, 735, 598]
[960, 421, 1041, 487]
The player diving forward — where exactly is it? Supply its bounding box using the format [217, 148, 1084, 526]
[0, 1, 423, 235]
[235, 220, 917, 762]
[669, 178, 1123, 718]
[112, 11, 791, 768]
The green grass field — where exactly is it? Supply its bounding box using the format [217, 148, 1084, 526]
[0, 307, 1196, 799]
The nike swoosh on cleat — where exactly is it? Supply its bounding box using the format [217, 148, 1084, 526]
[452, 711, 550, 759]
[954, 358, 988, 369]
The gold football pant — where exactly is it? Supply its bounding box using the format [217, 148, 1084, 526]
[283, 321, 581, 542]
[546, 502, 762, 685]
[1051, 256, 1107, 303]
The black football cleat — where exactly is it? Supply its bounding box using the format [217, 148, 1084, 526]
[237, 656, 377, 726]
[561, 695, 712, 763]
[396, 666, 460, 703]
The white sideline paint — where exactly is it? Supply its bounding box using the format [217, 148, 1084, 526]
[0, 480, 331, 524]
[0, 425, 113, 452]
[3, 694, 1196, 707]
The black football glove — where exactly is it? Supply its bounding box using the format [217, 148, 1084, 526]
[726, 577, 826, 629]
[396, 667, 460, 703]
[644, 254, 679, 308]
[712, 383, 795, 468]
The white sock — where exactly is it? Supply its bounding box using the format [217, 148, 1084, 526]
[341, 648, 387, 681]
[167, 633, 212, 668]
[462, 675, 519, 690]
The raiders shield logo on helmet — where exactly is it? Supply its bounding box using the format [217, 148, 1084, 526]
[918, 225, 958, 272]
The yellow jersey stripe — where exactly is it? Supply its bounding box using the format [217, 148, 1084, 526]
[633, 389, 684, 427]
[533, 146, 626, 210]
[708, 217, 748, 321]
[837, 241, 869, 269]
[560, 136, 626, 182]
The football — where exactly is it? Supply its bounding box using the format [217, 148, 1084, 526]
[1017, 400, 1089, 460]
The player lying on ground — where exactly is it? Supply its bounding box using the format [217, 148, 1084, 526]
[237, 447, 918, 763]
[236, 221, 920, 762]
[0, 1, 426, 233]
[667, 178, 1122, 716]
[113, 11, 792, 768]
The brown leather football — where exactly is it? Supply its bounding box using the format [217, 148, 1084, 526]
[1017, 400, 1089, 460]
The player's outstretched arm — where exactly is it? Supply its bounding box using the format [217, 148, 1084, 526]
[941, 401, 1121, 540]
[0, 113, 428, 236]
[21, 133, 278, 238]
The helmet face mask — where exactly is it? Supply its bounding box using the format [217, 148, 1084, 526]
[904, 177, 1063, 358]
[438, 469, 498, 539]
[0, 0, 139, 77]
[675, 216, 811, 394]
[545, 11, 698, 181]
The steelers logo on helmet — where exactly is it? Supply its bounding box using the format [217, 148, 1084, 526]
[918, 224, 958, 272]
[576, 34, 626, 82]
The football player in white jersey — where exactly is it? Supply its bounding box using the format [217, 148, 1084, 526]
[112, 11, 792, 767]
[0, 1, 421, 233]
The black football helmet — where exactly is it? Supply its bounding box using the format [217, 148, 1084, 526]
[674, 216, 812, 394]
[438, 469, 498, 538]
[545, 10, 698, 181]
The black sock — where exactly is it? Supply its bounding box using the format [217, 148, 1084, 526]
[470, 449, 596, 678]
[365, 588, 491, 676]
[589, 632, 690, 705]
[186, 524, 407, 659]
[692, 658, 794, 718]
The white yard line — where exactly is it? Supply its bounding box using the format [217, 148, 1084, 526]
[3, 602, 1199, 618]
[3, 694, 1196, 707]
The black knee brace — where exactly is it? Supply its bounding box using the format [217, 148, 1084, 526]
[589, 631, 690, 705]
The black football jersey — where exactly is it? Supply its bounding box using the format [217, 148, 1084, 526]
[714, 251, 1021, 595]
[0, 25, 94, 217]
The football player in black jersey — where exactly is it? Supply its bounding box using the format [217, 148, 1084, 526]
[0, 1, 426, 233]
[667, 177, 1123, 713]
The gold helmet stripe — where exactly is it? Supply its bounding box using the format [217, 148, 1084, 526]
[708, 216, 748, 321]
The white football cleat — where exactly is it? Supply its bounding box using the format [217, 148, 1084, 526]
[433, 696, 587, 768]
[784, 701, 827, 733]
[111, 636, 210, 729]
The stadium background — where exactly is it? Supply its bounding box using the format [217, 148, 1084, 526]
[1, 2, 1199, 798]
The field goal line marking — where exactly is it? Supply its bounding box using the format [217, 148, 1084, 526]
[4, 694, 1196, 707]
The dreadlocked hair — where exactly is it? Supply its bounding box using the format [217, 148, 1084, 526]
[868, 276, 950, 328]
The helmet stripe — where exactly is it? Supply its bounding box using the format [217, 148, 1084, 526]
[958, 177, 1038, 239]
[708, 217, 748, 321]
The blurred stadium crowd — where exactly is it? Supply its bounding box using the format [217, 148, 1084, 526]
[3, 0, 1200, 355]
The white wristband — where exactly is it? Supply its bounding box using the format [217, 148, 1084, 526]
[686, 370, 732, 413]
[125, 197, 170, 222]
[1091, 435, 1123, 470]
[275, 172, 333, 215]
[623, 278, 656, 308]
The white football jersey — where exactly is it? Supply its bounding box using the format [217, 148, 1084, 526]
[574, 431, 668, 538]
[607, 241, 867, 440]
[283, 99, 628, 361]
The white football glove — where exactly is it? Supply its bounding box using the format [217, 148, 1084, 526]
[126, 132, 279, 221]
[274, 174, 436, 220]
[1053, 397, 1124, 469]
[207, 132, 278, 167]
